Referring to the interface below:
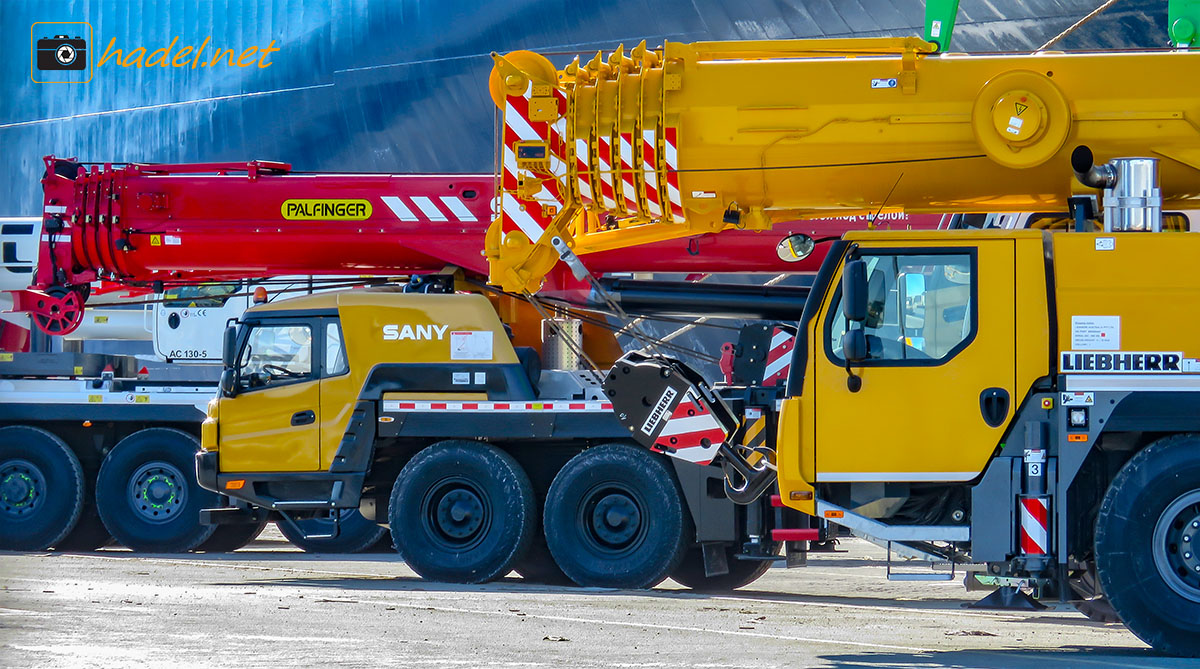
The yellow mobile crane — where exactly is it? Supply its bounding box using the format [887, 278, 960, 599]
[487, 35, 1200, 656]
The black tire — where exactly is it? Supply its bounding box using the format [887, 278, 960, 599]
[671, 542, 779, 591]
[194, 518, 269, 552]
[0, 426, 84, 551]
[1068, 565, 1120, 624]
[544, 443, 688, 589]
[53, 499, 113, 551]
[276, 509, 388, 553]
[389, 441, 534, 583]
[1095, 434, 1200, 657]
[514, 530, 573, 585]
[95, 428, 218, 553]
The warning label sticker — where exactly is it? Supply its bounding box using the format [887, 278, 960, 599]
[1060, 391, 1094, 406]
[450, 331, 493, 361]
[1071, 316, 1120, 351]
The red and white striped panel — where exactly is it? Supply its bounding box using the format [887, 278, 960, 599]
[1019, 496, 1049, 555]
[380, 195, 480, 223]
[763, 327, 795, 386]
[498, 85, 567, 243]
[382, 400, 613, 413]
[618, 132, 641, 215]
[574, 138, 594, 206]
[662, 126, 686, 222]
[595, 135, 617, 210]
[653, 391, 726, 465]
[640, 129, 663, 218]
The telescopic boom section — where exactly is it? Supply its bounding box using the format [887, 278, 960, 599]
[487, 37, 1200, 292]
[19, 156, 902, 336]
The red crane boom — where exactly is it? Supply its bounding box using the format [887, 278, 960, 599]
[12, 156, 939, 335]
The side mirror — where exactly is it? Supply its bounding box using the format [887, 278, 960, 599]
[221, 325, 237, 367]
[842, 259, 868, 322]
[219, 368, 236, 397]
[842, 328, 867, 363]
[776, 233, 815, 262]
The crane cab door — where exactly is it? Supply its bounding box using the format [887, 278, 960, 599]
[812, 241, 1016, 483]
[219, 320, 321, 472]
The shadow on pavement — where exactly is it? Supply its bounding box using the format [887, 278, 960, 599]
[817, 645, 1187, 668]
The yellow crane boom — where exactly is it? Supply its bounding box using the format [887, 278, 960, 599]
[487, 37, 1200, 292]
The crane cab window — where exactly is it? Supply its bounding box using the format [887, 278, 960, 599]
[237, 323, 313, 391]
[162, 282, 241, 307]
[827, 252, 976, 365]
[324, 321, 348, 376]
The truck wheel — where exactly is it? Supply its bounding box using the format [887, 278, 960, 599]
[544, 443, 687, 589]
[390, 441, 534, 583]
[514, 531, 572, 585]
[0, 426, 84, 551]
[1095, 434, 1200, 657]
[1068, 565, 1120, 623]
[195, 518, 269, 552]
[277, 509, 388, 553]
[671, 542, 779, 591]
[95, 428, 218, 553]
[54, 499, 113, 551]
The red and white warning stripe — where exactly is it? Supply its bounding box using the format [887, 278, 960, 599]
[763, 327, 795, 386]
[618, 132, 640, 215]
[595, 135, 617, 210]
[380, 195, 480, 223]
[653, 391, 726, 465]
[497, 85, 568, 243]
[640, 129, 663, 218]
[575, 138, 594, 205]
[382, 400, 612, 413]
[1019, 496, 1049, 555]
[662, 126, 686, 222]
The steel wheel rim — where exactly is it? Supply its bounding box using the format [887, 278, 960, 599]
[421, 477, 490, 551]
[127, 461, 187, 524]
[1152, 488, 1200, 604]
[578, 483, 646, 556]
[0, 460, 46, 519]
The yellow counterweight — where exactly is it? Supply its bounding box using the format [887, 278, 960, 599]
[487, 37, 1200, 292]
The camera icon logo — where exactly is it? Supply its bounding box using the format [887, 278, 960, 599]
[38, 35, 87, 70]
[31, 22, 92, 83]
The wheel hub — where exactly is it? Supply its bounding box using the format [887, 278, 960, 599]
[590, 492, 642, 548]
[128, 461, 187, 524]
[1152, 489, 1200, 603]
[0, 460, 44, 518]
[434, 488, 485, 540]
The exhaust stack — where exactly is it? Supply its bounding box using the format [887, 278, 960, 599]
[1072, 146, 1162, 232]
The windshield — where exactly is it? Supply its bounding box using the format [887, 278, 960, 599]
[236, 323, 313, 390]
[163, 282, 241, 308]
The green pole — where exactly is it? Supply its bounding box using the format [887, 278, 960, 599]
[1169, 0, 1200, 47]
[924, 0, 962, 52]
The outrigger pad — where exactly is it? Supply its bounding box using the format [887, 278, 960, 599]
[969, 586, 1047, 611]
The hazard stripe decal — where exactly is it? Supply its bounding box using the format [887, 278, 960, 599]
[651, 390, 725, 465]
[381, 195, 481, 223]
[410, 196, 448, 222]
[763, 328, 795, 386]
[382, 400, 613, 413]
[439, 196, 477, 221]
[641, 129, 663, 218]
[1019, 497, 1049, 555]
[662, 126, 686, 221]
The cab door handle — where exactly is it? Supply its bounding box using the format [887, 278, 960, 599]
[979, 388, 1010, 428]
[291, 410, 316, 426]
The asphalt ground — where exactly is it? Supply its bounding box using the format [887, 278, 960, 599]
[0, 531, 1191, 668]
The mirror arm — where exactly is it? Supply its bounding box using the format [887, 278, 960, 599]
[844, 359, 862, 393]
